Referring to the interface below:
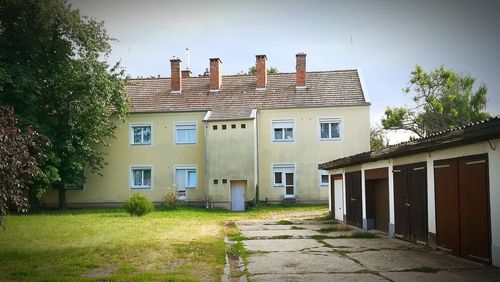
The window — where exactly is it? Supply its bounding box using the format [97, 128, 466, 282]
[175, 167, 197, 189]
[222, 179, 227, 184]
[65, 169, 84, 190]
[222, 125, 227, 130]
[272, 165, 294, 187]
[272, 120, 294, 142]
[241, 124, 246, 129]
[231, 124, 236, 129]
[213, 125, 218, 130]
[130, 167, 152, 189]
[130, 124, 152, 145]
[319, 170, 330, 187]
[175, 122, 196, 144]
[213, 179, 218, 184]
[319, 118, 341, 140]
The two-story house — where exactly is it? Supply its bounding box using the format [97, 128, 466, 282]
[42, 53, 370, 210]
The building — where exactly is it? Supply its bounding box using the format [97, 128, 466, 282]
[319, 117, 500, 267]
[42, 53, 370, 210]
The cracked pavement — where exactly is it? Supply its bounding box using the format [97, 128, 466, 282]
[225, 215, 500, 281]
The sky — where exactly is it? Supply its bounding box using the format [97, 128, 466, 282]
[71, 0, 500, 142]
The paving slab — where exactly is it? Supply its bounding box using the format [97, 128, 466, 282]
[322, 238, 423, 252]
[247, 251, 365, 274]
[243, 239, 325, 252]
[251, 273, 386, 282]
[381, 267, 500, 282]
[238, 224, 300, 231]
[348, 249, 481, 272]
[241, 229, 320, 238]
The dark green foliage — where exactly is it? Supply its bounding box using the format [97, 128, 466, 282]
[124, 193, 154, 217]
[370, 127, 387, 150]
[276, 220, 294, 225]
[382, 65, 490, 137]
[0, 106, 49, 227]
[0, 0, 128, 209]
[247, 66, 279, 75]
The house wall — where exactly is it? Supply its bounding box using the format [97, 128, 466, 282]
[258, 106, 370, 203]
[42, 112, 207, 206]
[206, 119, 256, 209]
[327, 138, 500, 267]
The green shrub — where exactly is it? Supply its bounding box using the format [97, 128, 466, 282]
[124, 193, 154, 216]
[163, 187, 177, 209]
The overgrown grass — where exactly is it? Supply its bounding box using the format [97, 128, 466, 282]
[276, 220, 294, 225]
[291, 225, 305, 230]
[0, 205, 327, 281]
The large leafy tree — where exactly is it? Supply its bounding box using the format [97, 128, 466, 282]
[382, 65, 490, 138]
[0, 106, 49, 228]
[0, 0, 128, 209]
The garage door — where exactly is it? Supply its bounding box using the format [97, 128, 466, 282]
[435, 154, 491, 263]
[345, 171, 362, 228]
[393, 163, 427, 243]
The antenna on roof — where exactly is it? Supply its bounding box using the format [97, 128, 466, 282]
[186, 48, 190, 70]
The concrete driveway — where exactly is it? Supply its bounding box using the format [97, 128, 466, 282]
[224, 213, 500, 281]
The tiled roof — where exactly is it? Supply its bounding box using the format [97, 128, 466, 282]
[126, 70, 368, 120]
[319, 116, 500, 170]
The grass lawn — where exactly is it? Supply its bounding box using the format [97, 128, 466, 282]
[0, 205, 327, 281]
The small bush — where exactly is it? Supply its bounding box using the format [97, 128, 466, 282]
[124, 193, 154, 216]
[163, 187, 177, 209]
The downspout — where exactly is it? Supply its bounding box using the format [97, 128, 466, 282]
[203, 111, 212, 208]
[252, 109, 260, 203]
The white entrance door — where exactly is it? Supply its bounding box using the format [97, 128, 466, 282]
[231, 181, 245, 211]
[334, 179, 344, 221]
[284, 172, 294, 198]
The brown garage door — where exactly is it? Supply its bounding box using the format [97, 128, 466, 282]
[393, 163, 427, 243]
[435, 154, 491, 263]
[345, 171, 362, 228]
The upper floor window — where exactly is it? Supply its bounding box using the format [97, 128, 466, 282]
[175, 122, 197, 144]
[130, 124, 152, 145]
[272, 120, 294, 142]
[319, 118, 341, 140]
[130, 166, 152, 189]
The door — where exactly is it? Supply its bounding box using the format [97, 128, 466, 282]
[332, 175, 344, 221]
[230, 181, 245, 211]
[459, 157, 490, 262]
[393, 163, 427, 243]
[285, 172, 294, 197]
[435, 155, 491, 263]
[345, 171, 362, 228]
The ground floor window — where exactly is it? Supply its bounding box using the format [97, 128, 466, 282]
[319, 170, 330, 187]
[130, 166, 152, 189]
[175, 166, 197, 189]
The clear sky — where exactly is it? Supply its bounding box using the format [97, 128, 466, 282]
[71, 0, 500, 131]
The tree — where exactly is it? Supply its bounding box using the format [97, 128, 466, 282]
[0, 106, 49, 228]
[370, 126, 387, 150]
[247, 66, 279, 75]
[382, 65, 490, 138]
[0, 0, 128, 209]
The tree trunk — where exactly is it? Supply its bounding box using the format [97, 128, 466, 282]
[28, 188, 41, 212]
[58, 186, 67, 210]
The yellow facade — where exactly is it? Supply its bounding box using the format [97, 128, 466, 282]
[42, 105, 370, 209]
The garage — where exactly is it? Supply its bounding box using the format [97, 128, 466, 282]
[393, 162, 427, 243]
[435, 154, 491, 263]
[364, 168, 389, 233]
[345, 171, 362, 228]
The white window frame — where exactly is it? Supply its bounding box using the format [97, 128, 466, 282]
[129, 165, 153, 189]
[318, 117, 342, 141]
[319, 170, 330, 187]
[130, 123, 153, 145]
[272, 119, 295, 142]
[272, 164, 295, 188]
[175, 121, 197, 145]
[174, 165, 198, 189]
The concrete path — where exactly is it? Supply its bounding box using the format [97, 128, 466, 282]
[224, 214, 500, 281]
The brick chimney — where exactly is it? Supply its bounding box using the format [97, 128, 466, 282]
[296, 53, 306, 89]
[170, 58, 182, 93]
[181, 69, 191, 78]
[256, 55, 267, 90]
[209, 58, 222, 91]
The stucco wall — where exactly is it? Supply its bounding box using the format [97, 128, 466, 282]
[206, 119, 256, 204]
[42, 112, 207, 205]
[258, 106, 370, 202]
